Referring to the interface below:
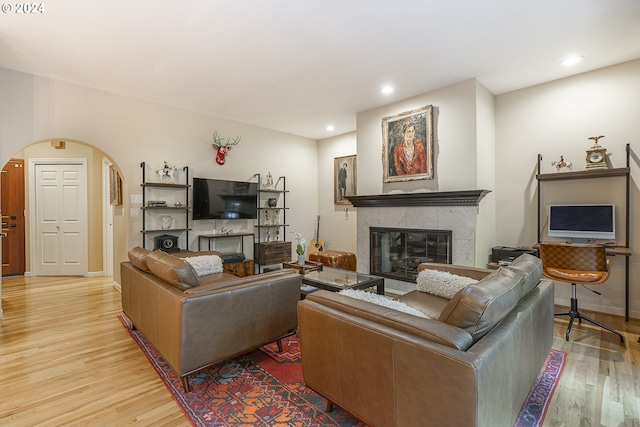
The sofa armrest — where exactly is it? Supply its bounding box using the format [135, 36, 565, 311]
[418, 262, 493, 281]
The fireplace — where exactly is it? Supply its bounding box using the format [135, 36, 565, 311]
[349, 190, 490, 294]
[370, 227, 452, 282]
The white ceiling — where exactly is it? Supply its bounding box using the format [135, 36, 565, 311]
[1, 0, 640, 140]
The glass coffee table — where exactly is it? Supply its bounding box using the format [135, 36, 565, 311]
[299, 267, 385, 298]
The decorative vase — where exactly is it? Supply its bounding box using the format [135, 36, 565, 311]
[159, 215, 173, 230]
[298, 254, 306, 265]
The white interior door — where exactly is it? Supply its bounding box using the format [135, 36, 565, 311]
[31, 160, 88, 276]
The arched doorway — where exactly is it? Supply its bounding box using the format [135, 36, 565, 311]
[1, 138, 125, 278]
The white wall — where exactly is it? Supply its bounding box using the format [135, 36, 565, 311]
[354, 79, 495, 266]
[317, 132, 357, 254]
[475, 82, 497, 266]
[356, 79, 482, 195]
[0, 67, 319, 274]
[495, 58, 640, 317]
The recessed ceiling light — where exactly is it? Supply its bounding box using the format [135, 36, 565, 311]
[381, 86, 394, 94]
[560, 56, 584, 66]
[326, 125, 335, 131]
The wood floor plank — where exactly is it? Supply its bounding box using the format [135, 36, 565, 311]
[1, 275, 639, 426]
[0, 275, 190, 427]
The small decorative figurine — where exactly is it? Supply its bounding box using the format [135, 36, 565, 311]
[263, 172, 274, 190]
[551, 156, 572, 172]
[156, 161, 178, 183]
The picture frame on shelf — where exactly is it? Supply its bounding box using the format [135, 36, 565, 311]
[382, 104, 434, 183]
[334, 155, 356, 205]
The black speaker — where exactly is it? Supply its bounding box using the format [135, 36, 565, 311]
[154, 234, 179, 252]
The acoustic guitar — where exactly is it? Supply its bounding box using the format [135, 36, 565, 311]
[309, 215, 325, 253]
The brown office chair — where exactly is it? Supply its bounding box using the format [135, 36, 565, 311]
[539, 242, 624, 343]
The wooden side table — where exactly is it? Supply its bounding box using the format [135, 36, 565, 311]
[282, 260, 324, 275]
[222, 259, 254, 277]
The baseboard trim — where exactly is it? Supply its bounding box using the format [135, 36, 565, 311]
[85, 271, 104, 278]
[112, 280, 121, 293]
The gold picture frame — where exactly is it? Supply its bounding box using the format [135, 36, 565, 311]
[382, 105, 434, 183]
[334, 155, 356, 205]
[110, 166, 122, 206]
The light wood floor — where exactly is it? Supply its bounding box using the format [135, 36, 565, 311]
[1, 276, 639, 426]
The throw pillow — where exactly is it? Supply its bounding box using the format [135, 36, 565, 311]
[338, 289, 428, 318]
[416, 269, 478, 299]
[183, 255, 223, 276]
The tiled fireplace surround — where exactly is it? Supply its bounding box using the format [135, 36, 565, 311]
[349, 190, 490, 295]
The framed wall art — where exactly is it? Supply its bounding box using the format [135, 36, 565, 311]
[110, 166, 122, 206]
[334, 155, 356, 205]
[382, 104, 434, 183]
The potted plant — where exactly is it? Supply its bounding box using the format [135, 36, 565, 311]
[294, 232, 306, 265]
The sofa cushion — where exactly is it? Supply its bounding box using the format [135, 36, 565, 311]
[416, 269, 478, 299]
[506, 253, 542, 299]
[438, 268, 524, 342]
[128, 246, 151, 272]
[145, 250, 200, 291]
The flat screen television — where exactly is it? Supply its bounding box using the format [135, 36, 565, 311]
[192, 177, 258, 220]
[547, 204, 615, 243]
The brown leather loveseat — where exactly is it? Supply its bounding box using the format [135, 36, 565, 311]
[121, 247, 302, 391]
[297, 254, 554, 427]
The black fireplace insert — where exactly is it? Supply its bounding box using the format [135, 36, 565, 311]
[370, 227, 452, 282]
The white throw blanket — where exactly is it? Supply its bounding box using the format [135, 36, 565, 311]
[416, 269, 478, 299]
[338, 289, 428, 318]
[184, 255, 223, 276]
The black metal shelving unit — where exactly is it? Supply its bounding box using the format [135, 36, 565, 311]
[253, 174, 291, 269]
[140, 162, 191, 251]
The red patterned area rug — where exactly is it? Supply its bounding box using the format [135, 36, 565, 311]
[119, 315, 565, 427]
[515, 348, 566, 427]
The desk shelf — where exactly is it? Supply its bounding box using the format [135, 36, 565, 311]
[536, 144, 631, 320]
[536, 167, 630, 181]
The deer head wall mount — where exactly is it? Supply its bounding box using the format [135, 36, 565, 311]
[212, 130, 241, 165]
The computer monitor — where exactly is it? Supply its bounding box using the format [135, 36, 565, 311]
[547, 204, 615, 243]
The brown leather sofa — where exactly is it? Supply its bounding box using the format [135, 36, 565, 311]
[297, 254, 554, 427]
[121, 247, 302, 391]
